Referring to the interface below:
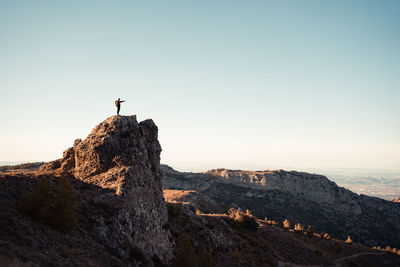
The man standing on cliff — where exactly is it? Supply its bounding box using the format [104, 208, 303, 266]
[115, 98, 126, 115]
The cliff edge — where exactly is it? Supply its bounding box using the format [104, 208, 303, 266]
[40, 115, 173, 262]
[0, 115, 172, 265]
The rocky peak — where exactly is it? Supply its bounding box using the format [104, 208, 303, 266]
[41, 115, 161, 195]
[40, 115, 173, 263]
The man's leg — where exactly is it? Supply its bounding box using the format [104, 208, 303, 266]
[117, 106, 120, 115]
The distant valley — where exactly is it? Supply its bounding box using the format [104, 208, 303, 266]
[323, 169, 400, 201]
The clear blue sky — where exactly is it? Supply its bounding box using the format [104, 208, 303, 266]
[1, 1, 399, 172]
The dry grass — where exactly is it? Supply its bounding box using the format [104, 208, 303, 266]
[163, 189, 197, 205]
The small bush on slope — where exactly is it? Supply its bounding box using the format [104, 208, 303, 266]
[228, 208, 258, 231]
[283, 219, 291, 229]
[49, 177, 78, 233]
[173, 233, 198, 267]
[294, 223, 304, 233]
[20, 176, 78, 233]
[198, 248, 217, 267]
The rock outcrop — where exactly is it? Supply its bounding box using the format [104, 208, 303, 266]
[40, 115, 173, 262]
[205, 169, 362, 214]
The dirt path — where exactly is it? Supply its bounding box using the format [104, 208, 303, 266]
[334, 252, 385, 266]
[276, 252, 385, 267]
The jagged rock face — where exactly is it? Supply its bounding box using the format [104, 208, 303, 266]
[40, 115, 172, 263]
[163, 166, 361, 214]
[205, 169, 361, 214]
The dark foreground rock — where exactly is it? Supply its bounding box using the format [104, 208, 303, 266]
[0, 115, 173, 266]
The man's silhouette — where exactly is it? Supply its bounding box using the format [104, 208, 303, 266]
[115, 98, 126, 115]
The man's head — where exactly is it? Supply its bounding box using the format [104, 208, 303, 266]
[118, 98, 120, 101]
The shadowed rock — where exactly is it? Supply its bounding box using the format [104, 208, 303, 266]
[40, 115, 173, 262]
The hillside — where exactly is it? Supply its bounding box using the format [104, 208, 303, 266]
[1, 116, 399, 266]
[164, 201, 400, 266]
[162, 165, 400, 249]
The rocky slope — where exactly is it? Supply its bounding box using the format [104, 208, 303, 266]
[164, 202, 400, 267]
[162, 165, 400, 248]
[0, 115, 173, 266]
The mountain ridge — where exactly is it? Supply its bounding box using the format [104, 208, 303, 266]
[162, 164, 400, 248]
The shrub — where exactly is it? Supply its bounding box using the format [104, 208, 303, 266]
[19, 176, 78, 233]
[294, 223, 303, 232]
[265, 216, 278, 226]
[283, 219, 290, 229]
[232, 248, 242, 262]
[306, 225, 314, 236]
[173, 233, 197, 267]
[199, 248, 216, 267]
[323, 233, 331, 240]
[20, 176, 52, 222]
[227, 208, 258, 231]
[228, 208, 244, 222]
[245, 209, 254, 217]
[243, 215, 258, 231]
[313, 233, 322, 238]
[267, 220, 278, 226]
[50, 177, 78, 233]
[345, 235, 352, 244]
